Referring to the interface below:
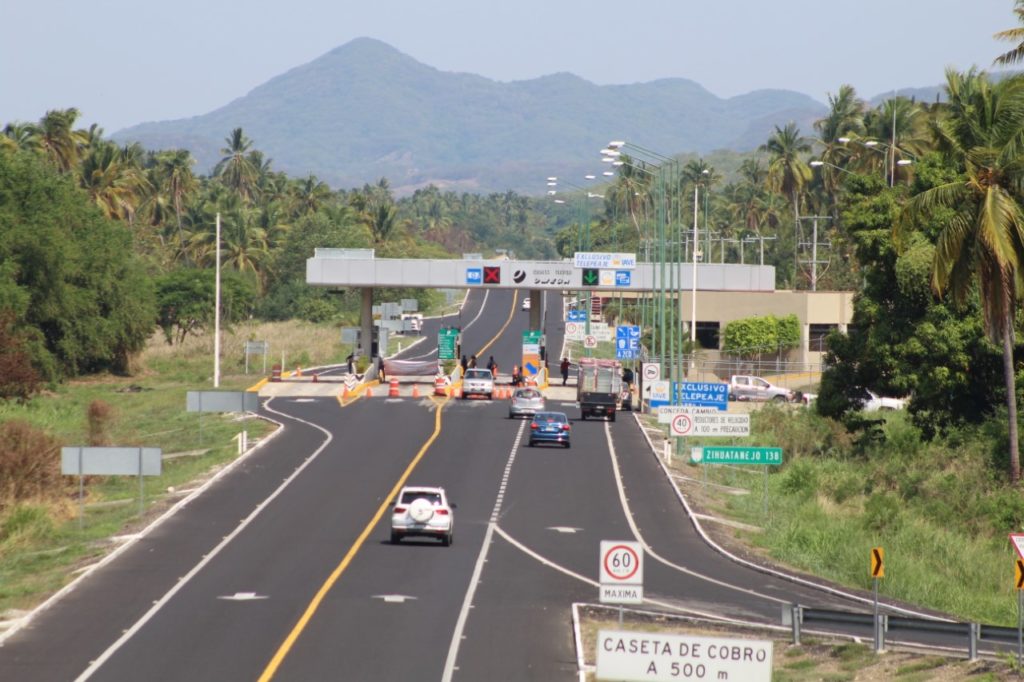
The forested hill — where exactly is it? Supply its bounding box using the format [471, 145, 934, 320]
[113, 37, 826, 195]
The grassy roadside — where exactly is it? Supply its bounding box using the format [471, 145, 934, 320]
[0, 320, 347, 622]
[638, 404, 1021, 627]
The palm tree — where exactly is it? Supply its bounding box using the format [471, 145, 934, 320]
[214, 128, 260, 203]
[760, 123, 812, 286]
[153, 150, 197, 254]
[35, 108, 88, 172]
[78, 141, 150, 224]
[994, 0, 1024, 66]
[2, 122, 40, 154]
[900, 68, 1024, 483]
[814, 85, 865, 223]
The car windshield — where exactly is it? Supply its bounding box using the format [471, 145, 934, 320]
[533, 412, 566, 424]
[401, 491, 442, 505]
[516, 389, 541, 400]
[465, 369, 491, 380]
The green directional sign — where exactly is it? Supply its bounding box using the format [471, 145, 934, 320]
[582, 268, 599, 286]
[438, 328, 459, 360]
[694, 446, 783, 466]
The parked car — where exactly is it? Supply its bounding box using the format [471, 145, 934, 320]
[390, 486, 455, 546]
[528, 411, 571, 448]
[859, 389, 907, 412]
[462, 368, 494, 399]
[728, 375, 794, 402]
[509, 387, 546, 419]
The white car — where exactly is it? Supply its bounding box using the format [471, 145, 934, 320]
[390, 486, 455, 545]
[860, 389, 907, 412]
[462, 368, 494, 399]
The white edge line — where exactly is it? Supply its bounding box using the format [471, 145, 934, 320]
[0, 408, 285, 647]
[627, 411, 948, 620]
[71, 398, 332, 680]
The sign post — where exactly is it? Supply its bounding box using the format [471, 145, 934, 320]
[599, 540, 644, 624]
[871, 546, 885, 652]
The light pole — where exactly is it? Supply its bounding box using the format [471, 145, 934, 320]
[837, 137, 915, 187]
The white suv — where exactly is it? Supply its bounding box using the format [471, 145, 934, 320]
[390, 486, 455, 546]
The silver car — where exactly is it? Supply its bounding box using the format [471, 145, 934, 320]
[462, 368, 494, 399]
[509, 387, 545, 418]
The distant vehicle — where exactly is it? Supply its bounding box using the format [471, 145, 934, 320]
[390, 486, 455, 546]
[577, 358, 622, 420]
[521, 298, 531, 311]
[528, 411, 571, 448]
[859, 388, 907, 412]
[462, 368, 494, 399]
[400, 313, 423, 334]
[728, 375, 794, 402]
[509, 387, 546, 419]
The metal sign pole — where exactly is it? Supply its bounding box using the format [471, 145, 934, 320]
[1018, 589, 1022, 668]
[78, 447, 84, 531]
[873, 577, 880, 651]
[138, 447, 144, 516]
[763, 466, 769, 516]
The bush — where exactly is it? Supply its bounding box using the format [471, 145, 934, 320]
[0, 420, 63, 511]
[863, 492, 902, 533]
[0, 312, 42, 401]
[779, 459, 818, 497]
[87, 400, 114, 446]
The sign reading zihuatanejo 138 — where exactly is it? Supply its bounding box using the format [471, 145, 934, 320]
[573, 252, 636, 269]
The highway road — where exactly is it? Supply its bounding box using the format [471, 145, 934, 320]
[0, 288, 1006, 681]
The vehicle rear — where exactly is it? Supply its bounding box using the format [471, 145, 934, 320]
[528, 411, 571, 448]
[577, 358, 622, 421]
[390, 487, 454, 545]
[509, 387, 545, 418]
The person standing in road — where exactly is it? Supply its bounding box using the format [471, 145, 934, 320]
[378, 356, 386, 381]
[469, 355, 477, 368]
[560, 357, 570, 386]
[460, 354, 468, 374]
[486, 356, 496, 373]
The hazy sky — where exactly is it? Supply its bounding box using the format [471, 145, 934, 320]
[2, 0, 1016, 133]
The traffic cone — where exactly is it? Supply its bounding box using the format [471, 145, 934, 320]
[366, 386, 373, 397]
[296, 366, 302, 377]
[342, 385, 350, 399]
[389, 377, 400, 398]
[412, 384, 420, 398]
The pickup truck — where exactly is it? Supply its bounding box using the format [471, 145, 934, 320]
[728, 375, 794, 402]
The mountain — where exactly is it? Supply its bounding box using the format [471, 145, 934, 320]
[113, 38, 828, 195]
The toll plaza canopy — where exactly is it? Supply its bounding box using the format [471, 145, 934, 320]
[306, 249, 776, 292]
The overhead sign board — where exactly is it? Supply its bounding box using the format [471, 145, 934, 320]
[600, 541, 643, 605]
[511, 264, 575, 288]
[595, 630, 773, 682]
[692, 445, 782, 465]
[670, 412, 751, 437]
[574, 252, 637, 269]
[674, 381, 729, 411]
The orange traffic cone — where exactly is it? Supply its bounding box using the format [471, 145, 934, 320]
[366, 386, 373, 397]
[412, 384, 420, 398]
[388, 377, 400, 398]
[342, 385, 350, 399]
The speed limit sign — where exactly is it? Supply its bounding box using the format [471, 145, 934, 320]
[600, 541, 643, 604]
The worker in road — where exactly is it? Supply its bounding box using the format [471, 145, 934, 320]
[560, 357, 570, 386]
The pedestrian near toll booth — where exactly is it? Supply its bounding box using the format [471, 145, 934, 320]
[560, 357, 570, 386]
[486, 356, 496, 373]
[460, 354, 468, 375]
[490, 361, 499, 379]
[469, 355, 477, 369]
[377, 356, 386, 381]
[346, 353, 354, 374]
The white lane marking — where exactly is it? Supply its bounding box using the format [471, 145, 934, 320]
[73, 399, 333, 681]
[292, 398, 316, 403]
[626, 413, 947, 620]
[218, 592, 268, 601]
[547, 526, 583, 534]
[492, 525, 750, 625]
[0, 407, 287, 648]
[440, 418, 525, 682]
[374, 595, 418, 604]
[600, 420, 788, 605]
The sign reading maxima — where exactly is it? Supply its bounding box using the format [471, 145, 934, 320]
[574, 252, 637, 269]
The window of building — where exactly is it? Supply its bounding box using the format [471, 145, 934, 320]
[809, 324, 838, 353]
[696, 321, 720, 349]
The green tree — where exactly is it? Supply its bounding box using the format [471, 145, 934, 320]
[155, 268, 256, 344]
[994, 0, 1024, 66]
[900, 69, 1024, 482]
[760, 123, 812, 287]
[214, 128, 260, 203]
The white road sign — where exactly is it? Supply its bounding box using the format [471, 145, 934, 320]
[595, 630, 773, 682]
[657, 405, 718, 424]
[1012, 533, 1024, 562]
[600, 541, 644, 605]
[642, 363, 660, 382]
[670, 412, 751, 437]
[584, 335, 598, 349]
[565, 322, 585, 340]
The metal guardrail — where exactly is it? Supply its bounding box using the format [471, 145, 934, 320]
[787, 605, 1020, 654]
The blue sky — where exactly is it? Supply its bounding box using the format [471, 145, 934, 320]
[1, 0, 1015, 133]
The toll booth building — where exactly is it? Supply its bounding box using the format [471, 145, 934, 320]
[306, 249, 853, 371]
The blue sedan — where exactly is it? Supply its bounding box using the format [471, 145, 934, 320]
[528, 411, 571, 448]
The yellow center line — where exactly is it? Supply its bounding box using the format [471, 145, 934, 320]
[473, 290, 518, 358]
[257, 397, 448, 681]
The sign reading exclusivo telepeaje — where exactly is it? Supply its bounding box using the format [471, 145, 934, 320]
[573, 252, 636, 269]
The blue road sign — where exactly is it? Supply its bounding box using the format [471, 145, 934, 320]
[568, 309, 589, 322]
[466, 268, 482, 285]
[615, 325, 641, 360]
[615, 271, 632, 287]
[673, 381, 729, 411]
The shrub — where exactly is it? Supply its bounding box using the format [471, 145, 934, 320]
[863, 492, 902, 533]
[87, 400, 115, 446]
[0, 420, 63, 511]
[779, 459, 818, 497]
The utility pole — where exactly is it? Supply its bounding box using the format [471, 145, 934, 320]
[798, 216, 832, 291]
